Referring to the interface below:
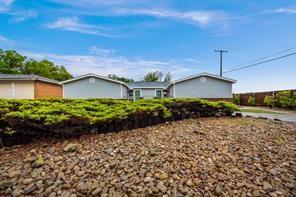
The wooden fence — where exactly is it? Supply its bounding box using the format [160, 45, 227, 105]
[235, 89, 296, 106]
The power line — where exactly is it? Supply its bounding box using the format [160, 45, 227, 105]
[224, 46, 296, 71]
[223, 52, 296, 74]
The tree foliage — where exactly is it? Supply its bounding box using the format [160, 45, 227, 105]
[264, 91, 296, 109]
[143, 71, 172, 82]
[108, 74, 134, 83]
[0, 49, 72, 81]
[163, 72, 172, 83]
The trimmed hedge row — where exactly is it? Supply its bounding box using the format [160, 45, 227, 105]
[0, 98, 237, 147]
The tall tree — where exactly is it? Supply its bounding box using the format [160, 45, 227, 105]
[0, 49, 26, 74]
[143, 71, 164, 82]
[163, 72, 172, 83]
[108, 74, 134, 83]
[0, 49, 72, 81]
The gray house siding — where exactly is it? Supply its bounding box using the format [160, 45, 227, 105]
[169, 76, 232, 98]
[141, 89, 157, 99]
[63, 77, 127, 99]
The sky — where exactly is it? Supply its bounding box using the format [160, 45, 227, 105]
[0, 0, 295, 93]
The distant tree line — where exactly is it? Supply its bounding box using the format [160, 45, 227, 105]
[108, 71, 172, 83]
[0, 49, 172, 83]
[0, 49, 73, 81]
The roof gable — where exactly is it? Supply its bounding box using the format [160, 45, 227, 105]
[168, 72, 236, 87]
[60, 73, 129, 87]
[0, 74, 60, 84]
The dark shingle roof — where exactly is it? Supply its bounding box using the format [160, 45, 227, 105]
[128, 81, 166, 88]
[0, 74, 60, 84]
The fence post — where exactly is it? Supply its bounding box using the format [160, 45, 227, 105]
[272, 91, 275, 108]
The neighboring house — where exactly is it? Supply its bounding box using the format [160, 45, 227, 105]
[167, 73, 236, 99]
[61, 73, 129, 99]
[61, 72, 236, 100]
[127, 81, 167, 100]
[0, 74, 62, 99]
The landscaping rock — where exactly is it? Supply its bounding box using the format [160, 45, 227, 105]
[0, 118, 295, 196]
[0, 181, 14, 189]
[24, 183, 37, 194]
[64, 143, 80, 152]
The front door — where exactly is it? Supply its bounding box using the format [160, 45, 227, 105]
[134, 90, 141, 100]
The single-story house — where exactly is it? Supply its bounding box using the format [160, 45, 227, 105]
[127, 81, 167, 100]
[0, 74, 62, 99]
[61, 73, 129, 99]
[167, 73, 236, 99]
[61, 73, 236, 100]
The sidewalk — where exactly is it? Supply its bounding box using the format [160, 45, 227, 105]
[238, 106, 296, 115]
[235, 111, 296, 123]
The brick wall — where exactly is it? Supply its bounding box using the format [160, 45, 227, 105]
[34, 81, 63, 98]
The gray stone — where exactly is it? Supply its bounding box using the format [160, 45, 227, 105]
[24, 183, 37, 194]
[105, 148, 114, 155]
[76, 182, 88, 193]
[144, 177, 154, 183]
[8, 170, 21, 178]
[157, 181, 167, 193]
[12, 188, 24, 197]
[49, 192, 57, 197]
[64, 143, 80, 152]
[215, 184, 223, 195]
[92, 187, 102, 196]
[0, 180, 14, 189]
[263, 182, 272, 190]
[22, 178, 33, 185]
[61, 191, 71, 197]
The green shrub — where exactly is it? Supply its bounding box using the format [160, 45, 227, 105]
[276, 91, 296, 109]
[233, 94, 240, 105]
[0, 98, 238, 138]
[248, 96, 256, 106]
[264, 95, 274, 108]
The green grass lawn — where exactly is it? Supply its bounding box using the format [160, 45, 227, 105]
[238, 108, 283, 114]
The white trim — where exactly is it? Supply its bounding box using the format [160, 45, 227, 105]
[62, 84, 65, 98]
[130, 87, 165, 89]
[11, 82, 15, 99]
[0, 78, 60, 85]
[133, 89, 142, 101]
[173, 83, 176, 98]
[167, 72, 236, 88]
[60, 73, 129, 88]
[155, 89, 163, 98]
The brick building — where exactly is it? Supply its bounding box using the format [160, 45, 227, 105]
[0, 74, 62, 99]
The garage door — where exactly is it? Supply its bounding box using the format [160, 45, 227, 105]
[15, 81, 34, 99]
[0, 82, 12, 98]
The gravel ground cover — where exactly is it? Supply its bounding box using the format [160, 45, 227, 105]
[0, 117, 295, 196]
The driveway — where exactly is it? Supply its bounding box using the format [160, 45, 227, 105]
[235, 111, 296, 123]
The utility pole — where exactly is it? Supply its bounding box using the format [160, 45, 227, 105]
[214, 50, 228, 77]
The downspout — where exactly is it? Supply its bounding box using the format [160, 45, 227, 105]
[173, 83, 176, 98]
[62, 84, 64, 99]
[11, 82, 15, 99]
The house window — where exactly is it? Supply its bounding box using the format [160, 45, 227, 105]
[134, 90, 141, 100]
[155, 89, 162, 99]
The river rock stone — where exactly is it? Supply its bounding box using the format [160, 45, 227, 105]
[64, 143, 80, 152]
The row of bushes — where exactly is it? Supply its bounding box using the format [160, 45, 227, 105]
[233, 90, 296, 109]
[264, 91, 296, 109]
[0, 98, 237, 146]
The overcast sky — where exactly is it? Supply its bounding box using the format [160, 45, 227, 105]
[0, 0, 295, 93]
